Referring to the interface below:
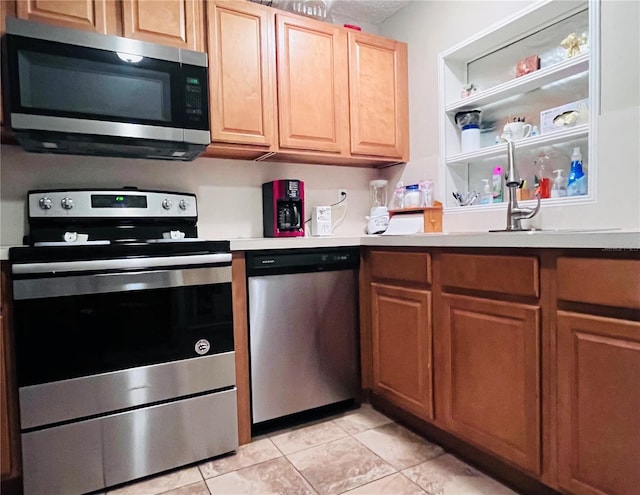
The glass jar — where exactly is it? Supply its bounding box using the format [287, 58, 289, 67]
[404, 184, 421, 208]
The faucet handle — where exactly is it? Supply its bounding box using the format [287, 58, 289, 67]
[521, 194, 542, 219]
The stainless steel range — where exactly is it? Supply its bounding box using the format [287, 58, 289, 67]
[9, 188, 238, 495]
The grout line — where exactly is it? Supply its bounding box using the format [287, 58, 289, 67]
[281, 455, 322, 495]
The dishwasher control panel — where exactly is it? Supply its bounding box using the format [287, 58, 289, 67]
[246, 247, 360, 275]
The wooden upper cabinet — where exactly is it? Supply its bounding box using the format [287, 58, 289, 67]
[121, 0, 203, 51]
[557, 311, 640, 495]
[276, 13, 349, 153]
[207, 0, 275, 147]
[15, 1, 204, 50]
[16, 0, 119, 34]
[348, 31, 408, 160]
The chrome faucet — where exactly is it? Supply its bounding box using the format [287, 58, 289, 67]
[504, 136, 541, 230]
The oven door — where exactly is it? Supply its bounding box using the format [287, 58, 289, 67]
[5, 19, 209, 142]
[12, 256, 234, 423]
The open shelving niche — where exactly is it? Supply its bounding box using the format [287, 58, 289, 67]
[437, 0, 599, 213]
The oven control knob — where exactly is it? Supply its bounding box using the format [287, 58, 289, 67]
[178, 199, 190, 210]
[39, 197, 53, 210]
[162, 199, 173, 210]
[61, 197, 74, 210]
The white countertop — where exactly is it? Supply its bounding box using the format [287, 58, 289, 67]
[3, 230, 639, 261]
[229, 236, 362, 251]
[360, 229, 640, 250]
[231, 230, 640, 251]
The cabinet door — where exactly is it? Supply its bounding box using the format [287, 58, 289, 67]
[348, 31, 408, 160]
[440, 294, 541, 474]
[207, 1, 275, 147]
[1, 0, 15, 128]
[121, 0, 203, 50]
[16, 0, 119, 34]
[557, 311, 640, 495]
[0, 313, 9, 479]
[276, 13, 348, 153]
[371, 283, 433, 420]
[1, 263, 20, 483]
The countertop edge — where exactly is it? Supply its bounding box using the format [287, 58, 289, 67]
[3, 231, 639, 260]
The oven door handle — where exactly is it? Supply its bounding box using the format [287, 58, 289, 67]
[12, 264, 232, 300]
[12, 253, 232, 275]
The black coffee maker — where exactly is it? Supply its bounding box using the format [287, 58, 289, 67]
[262, 180, 305, 238]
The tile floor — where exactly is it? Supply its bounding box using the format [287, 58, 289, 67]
[103, 404, 519, 495]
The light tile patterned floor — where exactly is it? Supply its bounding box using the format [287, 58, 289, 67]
[105, 405, 519, 495]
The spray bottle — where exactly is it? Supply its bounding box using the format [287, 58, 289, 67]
[492, 166, 503, 203]
[567, 147, 587, 196]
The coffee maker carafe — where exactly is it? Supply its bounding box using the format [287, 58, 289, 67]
[262, 180, 305, 237]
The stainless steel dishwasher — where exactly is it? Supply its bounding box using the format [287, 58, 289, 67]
[246, 247, 360, 427]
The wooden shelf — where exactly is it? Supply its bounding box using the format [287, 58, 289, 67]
[445, 53, 589, 115]
[445, 124, 589, 166]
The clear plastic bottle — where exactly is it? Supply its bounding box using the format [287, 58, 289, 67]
[479, 179, 492, 204]
[551, 169, 567, 197]
[419, 179, 434, 207]
[392, 181, 405, 209]
[536, 153, 551, 199]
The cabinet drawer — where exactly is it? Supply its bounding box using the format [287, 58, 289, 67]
[557, 257, 640, 309]
[370, 250, 431, 285]
[441, 253, 539, 297]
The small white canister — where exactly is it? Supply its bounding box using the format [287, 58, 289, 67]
[461, 124, 481, 153]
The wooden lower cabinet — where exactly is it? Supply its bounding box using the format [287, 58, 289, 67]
[371, 282, 433, 420]
[1, 263, 20, 491]
[440, 294, 541, 474]
[556, 311, 640, 495]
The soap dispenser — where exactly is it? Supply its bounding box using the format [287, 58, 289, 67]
[480, 179, 492, 204]
[551, 169, 567, 197]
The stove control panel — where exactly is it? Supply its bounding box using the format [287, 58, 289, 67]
[29, 189, 198, 218]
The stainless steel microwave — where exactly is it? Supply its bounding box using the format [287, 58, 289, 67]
[3, 18, 210, 161]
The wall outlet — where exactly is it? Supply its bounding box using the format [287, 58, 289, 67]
[337, 188, 348, 201]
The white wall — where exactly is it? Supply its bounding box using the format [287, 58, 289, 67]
[380, 0, 640, 232]
[0, 146, 377, 245]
